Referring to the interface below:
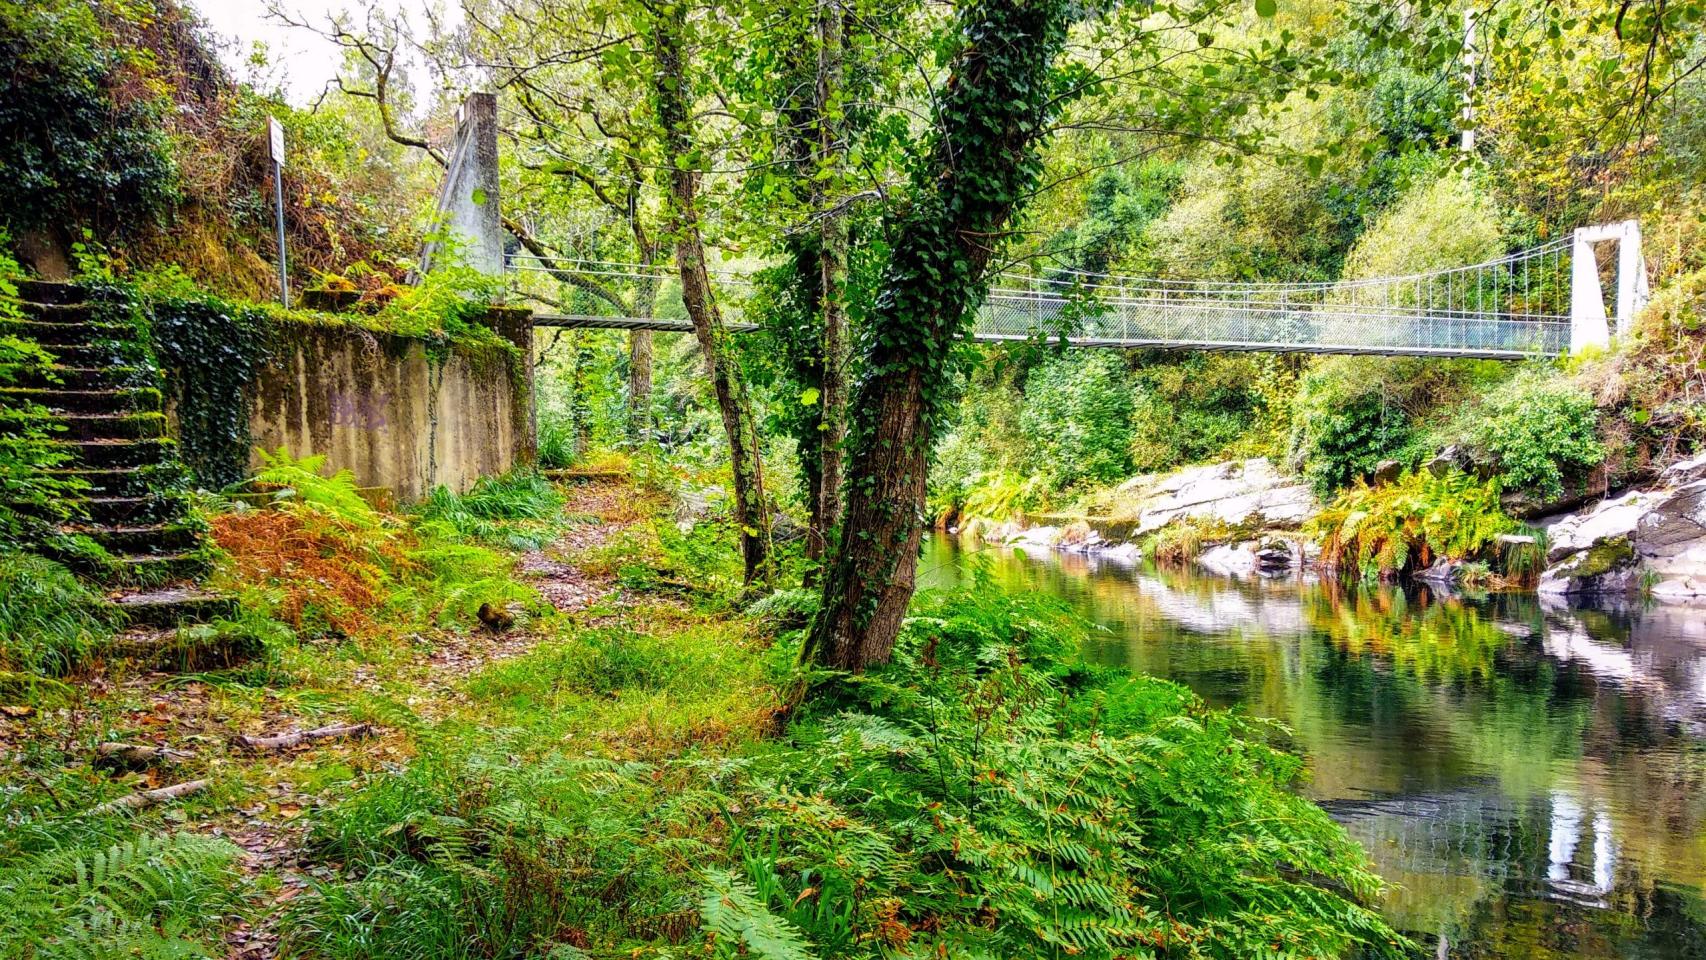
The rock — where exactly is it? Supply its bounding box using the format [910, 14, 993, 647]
[1635, 479, 1706, 599]
[1198, 542, 1257, 577]
[1543, 490, 1658, 562]
[1129, 458, 1318, 536]
[1415, 559, 1465, 584]
[1539, 535, 1643, 595]
[1660, 452, 1706, 486]
[1254, 537, 1299, 573]
[1008, 525, 1060, 548]
[1425, 445, 1465, 478]
[1097, 542, 1142, 565]
[1371, 459, 1403, 485]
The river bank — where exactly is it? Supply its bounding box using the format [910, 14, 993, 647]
[955, 454, 1706, 604]
[918, 532, 1706, 958]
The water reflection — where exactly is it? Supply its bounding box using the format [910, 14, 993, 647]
[919, 535, 1706, 958]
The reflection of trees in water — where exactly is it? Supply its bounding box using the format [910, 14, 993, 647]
[922, 536, 1706, 957]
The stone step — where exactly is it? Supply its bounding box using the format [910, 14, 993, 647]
[62, 522, 201, 554]
[4, 365, 155, 390]
[17, 299, 94, 320]
[44, 465, 168, 497]
[105, 588, 235, 629]
[53, 412, 168, 441]
[78, 495, 186, 525]
[0, 386, 163, 414]
[31, 342, 149, 367]
[13, 280, 82, 305]
[107, 552, 209, 585]
[0, 319, 128, 346]
[58, 438, 177, 470]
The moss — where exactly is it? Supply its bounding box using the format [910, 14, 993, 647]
[1561, 535, 1635, 579]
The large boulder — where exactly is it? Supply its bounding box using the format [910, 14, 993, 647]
[1539, 535, 1644, 595]
[1636, 477, 1706, 600]
[1539, 453, 1706, 599]
[1120, 458, 1319, 536]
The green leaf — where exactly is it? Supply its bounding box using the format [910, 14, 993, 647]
[470, 187, 488, 206]
[1255, 0, 1278, 17]
[799, 387, 821, 407]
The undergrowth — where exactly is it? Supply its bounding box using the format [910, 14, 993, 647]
[1307, 469, 1529, 582]
[211, 450, 544, 637]
[0, 825, 243, 960]
[280, 557, 1406, 959]
[0, 549, 110, 677]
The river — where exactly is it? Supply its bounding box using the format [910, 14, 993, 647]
[918, 534, 1706, 958]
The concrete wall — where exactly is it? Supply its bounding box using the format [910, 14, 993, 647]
[248, 322, 530, 501]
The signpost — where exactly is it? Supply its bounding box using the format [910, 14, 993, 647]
[268, 117, 289, 307]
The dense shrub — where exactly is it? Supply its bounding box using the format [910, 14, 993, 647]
[1018, 351, 1134, 489]
[0, 0, 177, 237]
[1462, 370, 1604, 501]
[1290, 370, 1423, 496]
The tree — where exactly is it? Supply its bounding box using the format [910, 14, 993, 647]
[804, 0, 1075, 671]
[643, 0, 773, 587]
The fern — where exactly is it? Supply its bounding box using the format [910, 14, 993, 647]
[700, 869, 817, 960]
[246, 447, 382, 528]
[0, 831, 241, 960]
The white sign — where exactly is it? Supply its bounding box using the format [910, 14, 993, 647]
[267, 117, 285, 165]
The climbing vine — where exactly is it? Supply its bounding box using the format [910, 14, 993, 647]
[146, 296, 272, 489]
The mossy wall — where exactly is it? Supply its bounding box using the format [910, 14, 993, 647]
[249, 323, 529, 501]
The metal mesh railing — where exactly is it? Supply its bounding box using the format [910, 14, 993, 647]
[508, 237, 1573, 358]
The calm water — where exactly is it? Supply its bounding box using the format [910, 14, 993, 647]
[919, 534, 1706, 958]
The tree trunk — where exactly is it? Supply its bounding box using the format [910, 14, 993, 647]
[808, 0, 1070, 672]
[647, 0, 771, 587]
[814, 0, 849, 570]
[627, 272, 660, 441]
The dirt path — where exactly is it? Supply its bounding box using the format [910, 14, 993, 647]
[212, 479, 645, 958]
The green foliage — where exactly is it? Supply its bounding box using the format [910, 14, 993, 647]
[754, 584, 1406, 958]
[246, 447, 383, 529]
[0, 828, 243, 960]
[1288, 356, 1493, 496]
[1461, 370, 1604, 501]
[0, 550, 110, 676]
[0, 243, 87, 540]
[1018, 351, 1134, 489]
[1307, 469, 1525, 581]
[0, 0, 177, 236]
[414, 472, 567, 551]
[281, 576, 1404, 960]
[142, 280, 273, 488]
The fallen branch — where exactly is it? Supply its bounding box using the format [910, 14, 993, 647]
[93, 778, 210, 814]
[94, 742, 194, 771]
[233, 723, 373, 752]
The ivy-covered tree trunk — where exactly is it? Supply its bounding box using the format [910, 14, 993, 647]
[627, 268, 661, 441]
[646, 0, 772, 586]
[813, 0, 849, 573]
[807, 0, 1070, 671]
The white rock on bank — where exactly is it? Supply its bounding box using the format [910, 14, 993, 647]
[1539, 453, 1706, 599]
[1127, 458, 1318, 535]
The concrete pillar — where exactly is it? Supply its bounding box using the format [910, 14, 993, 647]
[1614, 219, 1649, 337]
[421, 93, 504, 277]
[1570, 220, 1649, 353]
[1570, 229, 1610, 354]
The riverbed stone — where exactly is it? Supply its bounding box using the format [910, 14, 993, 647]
[1127, 458, 1318, 535]
[1540, 535, 1643, 595]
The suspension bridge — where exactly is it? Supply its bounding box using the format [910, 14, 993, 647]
[435, 94, 1649, 361]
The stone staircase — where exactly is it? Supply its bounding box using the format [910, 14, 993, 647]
[2, 280, 233, 629]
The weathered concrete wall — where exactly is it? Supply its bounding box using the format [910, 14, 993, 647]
[248, 322, 530, 501]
